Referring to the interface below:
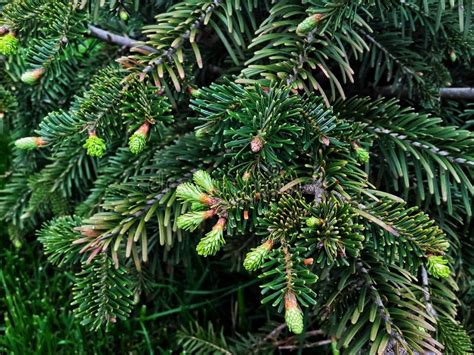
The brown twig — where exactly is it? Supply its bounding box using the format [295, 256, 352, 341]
[87, 25, 157, 54]
[439, 87, 474, 100]
[278, 339, 332, 350]
[379, 85, 474, 100]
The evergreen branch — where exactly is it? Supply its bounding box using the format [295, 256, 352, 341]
[71, 253, 134, 330]
[367, 125, 474, 167]
[2, 0, 473, 352]
[177, 322, 232, 355]
[358, 29, 418, 78]
[38, 215, 83, 267]
[141, 0, 223, 75]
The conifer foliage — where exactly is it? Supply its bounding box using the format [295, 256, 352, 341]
[0, 0, 473, 353]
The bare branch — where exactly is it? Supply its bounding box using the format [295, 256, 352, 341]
[439, 87, 474, 100]
[278, 339, 332, 350]
[379, 85, 474, 101]
[87, 25, 157, 54]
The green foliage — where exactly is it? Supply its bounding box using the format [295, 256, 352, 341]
[196, 218, 226, 257]
[0, 0, 473, 352]
[437, 316, 473, 354]
[38, 215, 83, 267]
[177, 322, 232, 355]
[333, 96, 474, 216]
[72, 254, 134, 331]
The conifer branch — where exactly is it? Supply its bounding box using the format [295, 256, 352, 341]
[89, 26, 474, 101]
[421, 266, 437, 318]
[141, 0, 223, 74]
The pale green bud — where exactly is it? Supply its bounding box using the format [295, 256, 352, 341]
[83, 134, 106, 158]
[193, 170, 215, 193]
[427, 255, 450, 279]
[0, 33, 18, 56]
[243, 240, 273, 271]
[196, 218, 226, 256]
[285, 292, 304, 334]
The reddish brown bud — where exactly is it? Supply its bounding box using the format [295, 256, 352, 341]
[285, 290, 298, 309]
[77, 226, 101, 238]
[250, 135, 264, 153]
[204, 209, 216, 220]
[137, 121, 150, 136]
[213, 217, 227, 231]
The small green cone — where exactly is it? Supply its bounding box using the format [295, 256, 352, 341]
[177, 210, 215, 231]
[296, 14, 323, 35]
[355, 146, 369, 163]
[21, 68, 45, 85]
[176, 182, 208, 205]
[284, 292, 304, 334]
[449, 50, 457, 62]
[14, 136, 46, 150]
[195, 126, 208, 138]
[119, 9, 129, 21]
[0, 33, 19, 56]
[83, 133, 106, 157]
[427, 255, 450, 279]
[193, 170, 215, 193]
[129, 131, 146, 154]
[306, 216, 323, 228]
[129, 122, 150, 154]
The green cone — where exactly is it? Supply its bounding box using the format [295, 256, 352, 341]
[296, 14, 323, 35]
[21, 68, 45, 85]
[129, 131, 146, 154]
[15, 136, 45, 150]
[306, 216, 323, 228]
[355, 146, 370, 163]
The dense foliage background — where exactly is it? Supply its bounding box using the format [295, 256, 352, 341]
[1, 0, 473, 353]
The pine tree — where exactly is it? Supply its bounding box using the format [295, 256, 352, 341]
[1, 0, 473, 353]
